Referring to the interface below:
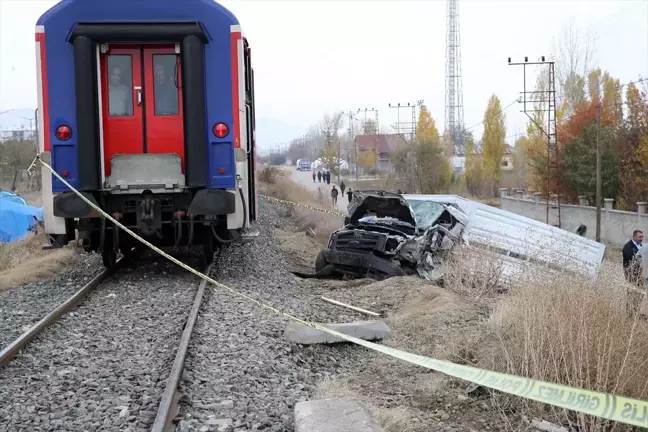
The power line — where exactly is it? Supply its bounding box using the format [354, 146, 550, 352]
[464, 98, 519, 132]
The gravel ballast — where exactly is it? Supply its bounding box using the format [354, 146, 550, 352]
[177, 201, 372, 432]
[0, 255, 202, 432]
[0, 254, 102, 349]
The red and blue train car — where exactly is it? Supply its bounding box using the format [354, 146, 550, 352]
[36, 0, 258, 267]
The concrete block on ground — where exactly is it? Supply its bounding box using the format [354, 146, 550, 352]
[284, 320, 390, 345]
[295, 398, 382, 432]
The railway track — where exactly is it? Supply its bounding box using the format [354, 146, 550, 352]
[0, 258, 123, 365]
[0, 200, 369, 431]
[151, 263, 212, 432]
[0, 253, 210, 431]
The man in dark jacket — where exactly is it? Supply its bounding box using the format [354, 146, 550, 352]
[331, 185, 339, 205]
[340, 181, 346, 195]
[346, 188, 353, 203]
[623, 230, 644, 282]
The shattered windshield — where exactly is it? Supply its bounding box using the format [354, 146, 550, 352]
[406, 199, 446, 230]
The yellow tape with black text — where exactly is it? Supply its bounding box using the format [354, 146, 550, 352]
[260, 194, 346, 217]
[34, 156, 648, 428]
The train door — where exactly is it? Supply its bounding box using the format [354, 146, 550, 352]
[100, 45, 185, 177]
[243, 39, 257, 221]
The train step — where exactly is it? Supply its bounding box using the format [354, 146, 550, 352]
[241, 229, 260, 244]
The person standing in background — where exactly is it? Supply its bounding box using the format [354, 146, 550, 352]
[331, 185, 338, 205]
[623, 230, 643, 283]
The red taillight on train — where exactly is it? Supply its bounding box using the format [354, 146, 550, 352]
[213, 122, 229, 138]
[55, 125, 72, 141]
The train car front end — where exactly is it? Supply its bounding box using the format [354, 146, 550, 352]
[35, 0, 258, 267]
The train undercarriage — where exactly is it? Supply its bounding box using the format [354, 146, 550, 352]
[50, 186, 256, 269]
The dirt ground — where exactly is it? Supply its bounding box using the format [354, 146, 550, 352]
[0, 233, 80, 290]
[274, 222, 531, 432]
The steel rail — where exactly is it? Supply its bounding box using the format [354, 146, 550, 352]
[0, 258, 122, 365]
[151, 263, 213, 432]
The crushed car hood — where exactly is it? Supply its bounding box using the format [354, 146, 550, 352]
[347, 190, 417, 227]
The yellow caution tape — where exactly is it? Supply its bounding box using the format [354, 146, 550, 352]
[37, 157, 648, 428]
[260, 194, 346, 217]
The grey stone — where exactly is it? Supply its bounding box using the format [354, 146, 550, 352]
[0, 201, 379, 431]
[206, 418, 233, 431]
[169, 201, 378, 431]
[219, 399, 234, 409]
[294, 398, 382, 432]
[0, 254, 202, 432]
[284, 320, 391, 344]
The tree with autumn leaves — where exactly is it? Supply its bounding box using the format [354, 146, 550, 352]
[463, 95, 508, 196]
[391, 104, 452, 193]
[521, 67, 648, 210]
[481, 95, 508, 195]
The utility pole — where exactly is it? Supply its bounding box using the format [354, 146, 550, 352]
[388, 102, 417, 143]
[595, 101, 602, 242]
[357, 108, 379, 134]
[508, 56, 560, 227]
[347, 111, 359, 186]
[18, 116, 35, 141]
[18, 116, 34, 130]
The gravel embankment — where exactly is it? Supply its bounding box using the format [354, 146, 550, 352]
[0, 254, 201, 432]
[0, 254, 102, 349]
[177, 201, 374, 432]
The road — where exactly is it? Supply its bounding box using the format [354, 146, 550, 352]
[288, 168, 351, 213]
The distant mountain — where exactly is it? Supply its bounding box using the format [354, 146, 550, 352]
[255, 117, 307, 155]
[0, 108, 37, 130]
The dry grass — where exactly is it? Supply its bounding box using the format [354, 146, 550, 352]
[0, 232, 80, 290]
[267, 167, 646, 430]
[441, 245, 506, 300]
[260, 166, 342, 246]
[309, 252, 646, 430]
[274, 229, 323, 273]
[442, 245, 648, 431]
[487, 264, 648, 431]
[309, 276, 492, 431]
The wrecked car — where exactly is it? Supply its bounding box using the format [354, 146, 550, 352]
[309, 190, 606, 282]
[312, 190, 469, 281]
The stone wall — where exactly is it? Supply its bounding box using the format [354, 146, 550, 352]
[499, 189, 647, 247]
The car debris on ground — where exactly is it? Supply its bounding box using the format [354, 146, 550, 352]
[294, 190, 605, 284]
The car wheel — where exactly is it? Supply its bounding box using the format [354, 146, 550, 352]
[315, 250, 328, 273]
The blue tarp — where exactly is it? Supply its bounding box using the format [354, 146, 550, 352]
[0, 190, 27, 205]
[0, 198, 44, 244]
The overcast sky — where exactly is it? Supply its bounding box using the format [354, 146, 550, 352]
[0, 0, 647, 142]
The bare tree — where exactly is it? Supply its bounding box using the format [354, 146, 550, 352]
[360, 118, 378, 135]
[319, 112, 344, 147]
[0, 139, 38, 191]
[552, 18, 596, 109]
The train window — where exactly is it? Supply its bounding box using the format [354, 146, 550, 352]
[107, 55, 133, 117]
[153, 55, 179, 116]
